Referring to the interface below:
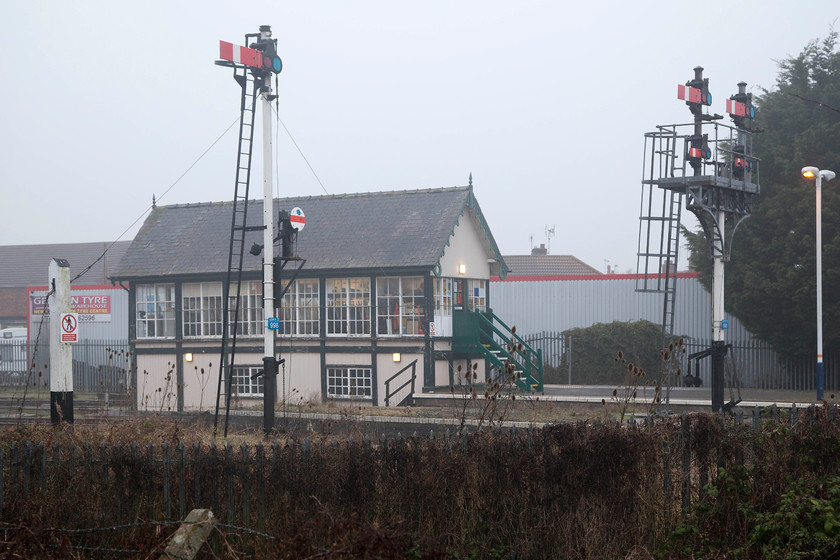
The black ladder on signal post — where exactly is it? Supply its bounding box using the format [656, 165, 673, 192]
[214, 66, 261, 437]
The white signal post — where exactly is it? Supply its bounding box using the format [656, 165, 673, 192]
[218, 25, 284, 434]
[259, 26, 277, 409]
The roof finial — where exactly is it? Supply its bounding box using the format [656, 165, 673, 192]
[468, 173, 473, 187]
[152, 194, 156, 209]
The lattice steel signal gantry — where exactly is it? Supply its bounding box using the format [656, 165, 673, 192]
[637, 68, 760, 413]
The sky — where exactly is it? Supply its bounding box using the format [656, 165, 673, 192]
[2, 1, 838, 275]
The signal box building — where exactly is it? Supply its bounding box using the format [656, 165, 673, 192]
[112, 186, 542, 412]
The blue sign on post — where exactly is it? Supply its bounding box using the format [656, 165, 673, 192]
[721, 319, 729, 330]
[267, 318, 282, 330]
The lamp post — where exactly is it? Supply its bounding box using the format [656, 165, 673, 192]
[802, 166, 836, 401]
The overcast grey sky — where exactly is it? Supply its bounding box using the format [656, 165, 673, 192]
[2, 1, 838, 273]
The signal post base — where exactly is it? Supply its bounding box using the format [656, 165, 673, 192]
[50, 391, 74, 425]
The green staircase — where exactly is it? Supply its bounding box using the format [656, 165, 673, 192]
[452, 309, 543, 392]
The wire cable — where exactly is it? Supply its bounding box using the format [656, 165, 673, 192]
[70, 110, 246, 285]
[270, 103, 330, 195]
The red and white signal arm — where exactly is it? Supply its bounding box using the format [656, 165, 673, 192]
[677, 84, 702, 104]
[290, 207, 305, 231]
[219, 41, 262, 69]
[60, 313, 78, 343]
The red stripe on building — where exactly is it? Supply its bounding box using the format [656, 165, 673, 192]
[490, 272, 700, 282]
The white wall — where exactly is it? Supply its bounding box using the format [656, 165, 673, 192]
[438, 213, 491, 280]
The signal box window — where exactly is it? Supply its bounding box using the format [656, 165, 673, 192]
[376, 277, 425, 336]
[136, 284, 175, 339]
[280, 279, 320, 336]
[327, 366, 372, 400]
[231, 366, 264, 397]
[326, 278, 371, 336]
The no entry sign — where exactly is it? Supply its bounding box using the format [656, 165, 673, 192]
[60, 313, 78, 343]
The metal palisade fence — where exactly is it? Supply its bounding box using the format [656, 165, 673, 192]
[524, 330, 836, 392]
[0, 338, 131, 393]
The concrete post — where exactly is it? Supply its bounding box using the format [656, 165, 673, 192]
[48, 258, 74, 424]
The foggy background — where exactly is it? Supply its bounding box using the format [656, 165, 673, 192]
[2, 1, 837, 273]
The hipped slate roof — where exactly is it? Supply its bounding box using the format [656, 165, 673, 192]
[501, 254, 601, 277]
[0, 241, 131, 288]
[112, 186, 507, 280]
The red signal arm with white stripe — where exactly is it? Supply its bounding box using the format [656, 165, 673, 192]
[726, 98, 746, 117]
[677, 84, 702, 104]
[219, 41, 262, 69]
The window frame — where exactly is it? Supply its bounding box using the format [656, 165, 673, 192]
[326, 366, 373, 400]
[228, 280, 264, 337]
[231, 365, 264, 397]
[182, 282, 224, 338]
[376, 276, 425, 337]
[467, 279, 487, 312]
[135, 283, 176, 339]
[280, 278, 320, 336]
[326, 278, 371, 336]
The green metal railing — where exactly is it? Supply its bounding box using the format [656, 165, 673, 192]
[452, 309, 543, 392]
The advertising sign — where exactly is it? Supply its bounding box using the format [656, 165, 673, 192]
[31, 294, 112, 323]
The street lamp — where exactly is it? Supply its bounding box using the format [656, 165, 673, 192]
[802, 166, 836, 401]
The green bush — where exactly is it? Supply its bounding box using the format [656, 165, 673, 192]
[558, 320, 682, 385]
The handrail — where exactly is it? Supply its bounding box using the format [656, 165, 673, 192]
[476, 311, 540, 369]
[385, 359, 418, 407]
[475, 310, 543, 389]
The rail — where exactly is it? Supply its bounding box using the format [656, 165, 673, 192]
[384, 359, 418, 407]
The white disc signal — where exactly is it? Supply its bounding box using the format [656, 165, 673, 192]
[290, 207, 305, 231]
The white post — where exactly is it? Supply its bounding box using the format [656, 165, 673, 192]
[711, 211, 726, 412]
[816, 173, 824, 401]
[48, 258, 74, 423]
[260, 27, 277, 433]
[262, 77, 275, 361]
[712, 212, 725, 344]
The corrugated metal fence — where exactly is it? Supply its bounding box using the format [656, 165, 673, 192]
[524, 330, 835, 392]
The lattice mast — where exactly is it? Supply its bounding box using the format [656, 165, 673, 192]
[638, 67, 759, 412]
